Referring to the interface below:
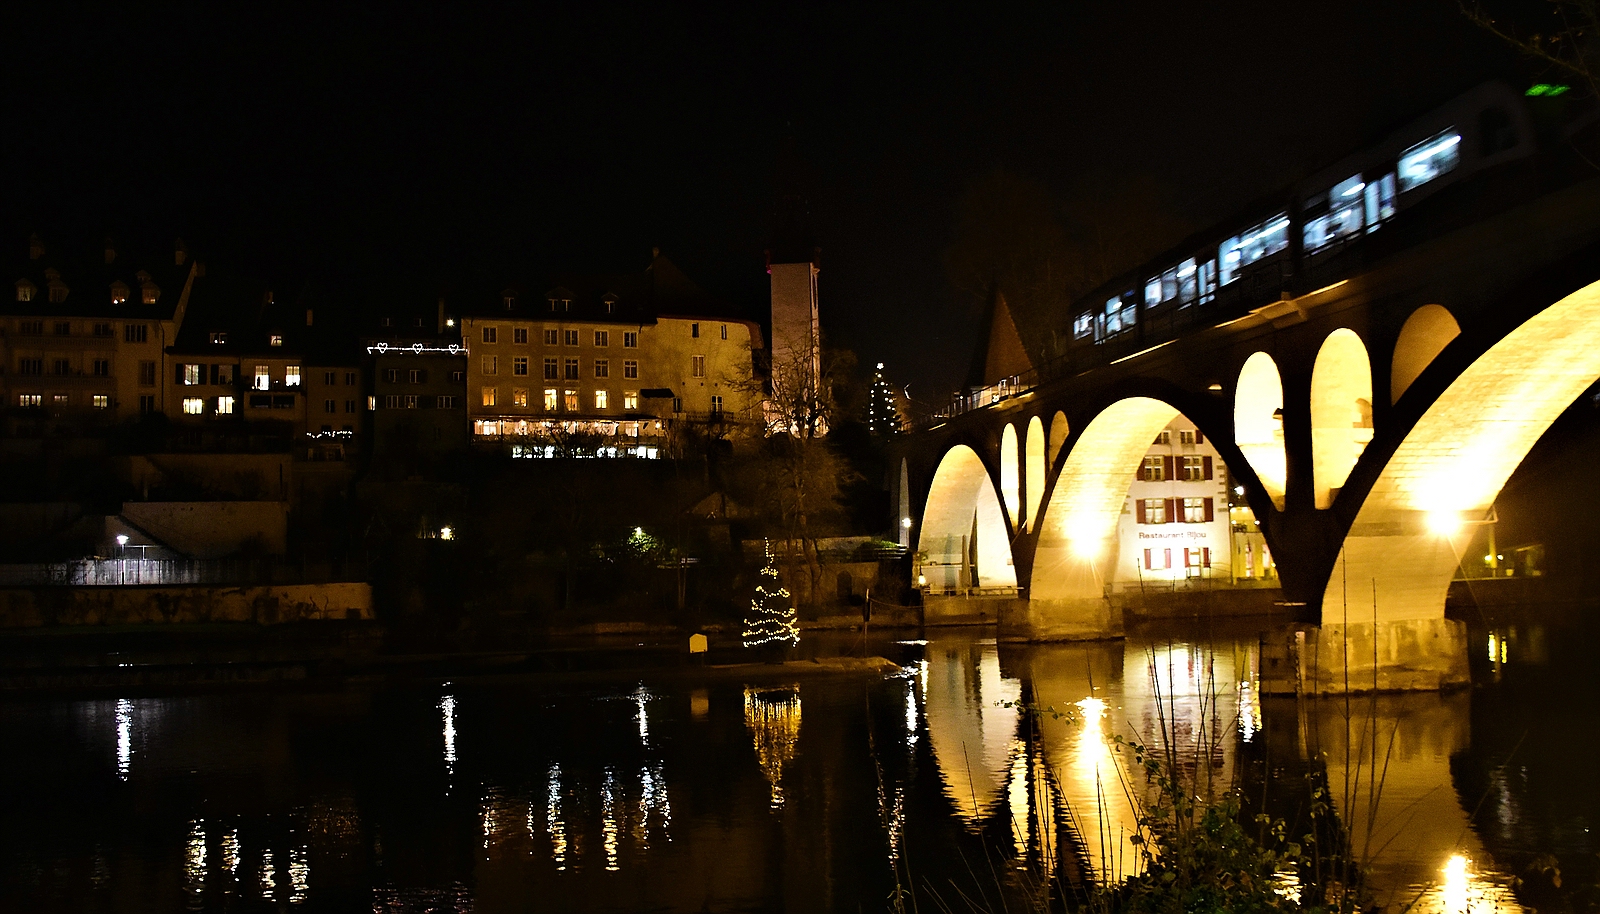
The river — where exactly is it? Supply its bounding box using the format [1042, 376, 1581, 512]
[1, 612, 1595, 912]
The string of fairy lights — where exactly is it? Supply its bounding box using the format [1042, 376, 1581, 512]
[742, 540, 799, 648]
[866, 362, 902, 436]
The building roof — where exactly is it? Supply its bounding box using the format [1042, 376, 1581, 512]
[459, 252, 756, 330]
[0, 233, 192, 321]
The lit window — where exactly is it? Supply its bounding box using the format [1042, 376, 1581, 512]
[709, 395, 722, 415]
[404, 394, 418, 409]
[482, 355, 497, 375]
[594, 359, 609, 378]
[513, 357, 528, 376]
[594, 330, 609, 347]
[1096, 295, 1137, 342]
[481, 387, 497, 407]
[623, 332, 637, 348]
[595, 389, 609, 409]
[15, 280, 34, 302]
[182, 364, 202, 385]
[183, 397, 204, 415]
[482, 326, 497, 343]
[691, 355, 705, 378]
[1364, 173, 1397, 229]
[255, 365, 270, 390]
[1182, 497, 1211, 523]
[1141, 456, 1164, 481]
[564, 389, 578, 411]
[1140, 498, 1168, 524]
[141, 284, 159, 305]
[52, 393, 68, 404]
[217, 396, 234, 415]
[367, 395, 376, 410]
[623, 359, 638, 379]
[1398, 129, 1461, 192]
[210, 331, 228, 344]
[270, 334, 283, 347]
[1303, 174, 1367, 253]
[1073, 312, 1094, 340]
[514, 327, 528, 344]
[513, 387, 528, 407]
[285, 366, 301, 387]
[18, 394, 41, 407]
[1218, 213, 1290, 285]
[624, 390, 639, 410]
[543, 389, 558, 410]
[93, 395, 110, 408]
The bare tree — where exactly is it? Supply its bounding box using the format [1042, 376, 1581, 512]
[1462, 1, 1600, 98]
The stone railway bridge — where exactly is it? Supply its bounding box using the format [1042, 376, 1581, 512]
[892, 86, 1600, 691]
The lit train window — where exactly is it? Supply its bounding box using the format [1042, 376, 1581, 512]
[1364, 173, 1396, 228]
[1218, 213, 1289, 284]
[1398, 129, 1460, 192]
[1073, 311, 1094, 340]
[1303, 175, 1367, 253]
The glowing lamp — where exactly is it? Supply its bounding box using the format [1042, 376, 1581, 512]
[1425, 511, 1461, 536]
[440, 526, 455, 540]
[116, 535, 129, 546]
[900, 517, 912, 529]
[917, 574, 927, 588]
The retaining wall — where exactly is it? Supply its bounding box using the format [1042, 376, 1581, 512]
[0, 582, 373, 627]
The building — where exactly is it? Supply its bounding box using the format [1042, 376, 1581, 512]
[1113, 415, 1233, 587]
[2, 234, 196, 432]
[365, 299, 469, 467]
[460, 253, 765, 456]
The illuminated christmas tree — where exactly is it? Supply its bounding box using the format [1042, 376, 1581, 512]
[866, 362, 902, 436]
[743, 542, 799, 649]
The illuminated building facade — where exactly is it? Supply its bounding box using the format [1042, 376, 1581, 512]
[460, 254, 764, 455]
[1113, 415, 1233, 585]
[2, 235, 195, 432]
[365, 301, 469, 462]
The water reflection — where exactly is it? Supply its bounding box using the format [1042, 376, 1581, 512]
[440, 692, 458, 791]
[923, 640, 1020, 822]
[744, 686, 802, 810]
[114, 698, 132, 781]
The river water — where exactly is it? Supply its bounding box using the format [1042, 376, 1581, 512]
[2, 614, 1595, 913]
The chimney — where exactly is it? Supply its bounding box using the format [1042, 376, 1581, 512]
[651, 246, 660, 260]
[28, 232, 43, 261]
[437, 297, 446, 334]
[305, 308, 314, 327]
[104, 236, 117, 264]
[174, 238, 188, 266]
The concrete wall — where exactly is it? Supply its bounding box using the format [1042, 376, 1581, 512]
[0, 582, 372, 627]
[119, 501, 289, 558]
[118, 453, 290, 501]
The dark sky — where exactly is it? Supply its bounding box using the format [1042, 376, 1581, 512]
[2, 2, 1537, 402]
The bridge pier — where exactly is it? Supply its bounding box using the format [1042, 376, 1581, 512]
[996, 598, 1123, 642]
[1259, 618, 1469, 694]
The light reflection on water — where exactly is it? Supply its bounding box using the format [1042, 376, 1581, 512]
[2, 624, 1593, 911]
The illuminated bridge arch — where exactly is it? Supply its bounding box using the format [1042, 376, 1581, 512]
[1310, 329, 1375, 509]
[918, 444, 1017, 592]
[1031, 397, 1181, 606]
[1235, 352, 1287, 510]
[1327, 276, 1600, 623]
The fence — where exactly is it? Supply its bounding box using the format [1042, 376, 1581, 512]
[0, 558, 367, 587]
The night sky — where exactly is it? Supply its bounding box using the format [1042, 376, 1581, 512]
[2, 2, 1534, 402]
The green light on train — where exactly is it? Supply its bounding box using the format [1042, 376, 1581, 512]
[1526, 84, 1570, 97]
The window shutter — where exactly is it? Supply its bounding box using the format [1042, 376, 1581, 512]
[1136, 500, 1147, 524]
[1163, 456, 1175, 480]
[1202, 547, 1212, 568]
[1163, 548, 1172, 569]
[1183, 548, 1192, 568]
[1204, 497, 1214, 522]
[1144, 548, 1152, 570]
[1166, 498, 1179, 523]
[1202, 456, 1213, 480]
[1195, 428, 1205, 444]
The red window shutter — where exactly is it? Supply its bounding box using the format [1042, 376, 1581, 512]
[1202, 456, 1213, 480]
[1195, 428, 1205, 444]
[1163, 456, 1175, 480]
[1136, 500, 1147, 524]
[1144, 548, 1152, 570]
[1202, 547, 1212, 567]
[1183, 548, 1192, 567]
[1166, 498, 1179, 523]
[1203, 497, 1214, 522]
[1163, 548, 1172, 569]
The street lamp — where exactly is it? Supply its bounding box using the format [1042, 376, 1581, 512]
[116, 535, 128, 584]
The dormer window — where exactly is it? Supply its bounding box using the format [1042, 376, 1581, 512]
[110, 281, 130, 305]
[210, 331, 228, 344]
[270, 334, 283, 347]
[141, 284, 159, 304]
[44, 268, 67, 303]
[15, 280, 34, 302]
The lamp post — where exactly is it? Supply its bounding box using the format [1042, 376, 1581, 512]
[116, 535, 128, 585]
